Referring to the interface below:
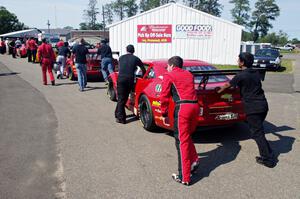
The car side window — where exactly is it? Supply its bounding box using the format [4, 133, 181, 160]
[146, 68, 155, 79]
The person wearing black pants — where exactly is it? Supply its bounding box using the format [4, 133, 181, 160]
[218, 52, 276, 168]
[115, 45, 145, 124]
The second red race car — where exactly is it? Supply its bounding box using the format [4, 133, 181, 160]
[108, 59, 246, 131]
[66, 49, 119, 81]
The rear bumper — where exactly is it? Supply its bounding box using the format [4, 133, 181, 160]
[253, 63, 280, 70]
[196, 113, 246, 127]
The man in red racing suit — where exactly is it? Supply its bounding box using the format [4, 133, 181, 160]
[38, 38, 56, 86]
[160, 56, 200, 186]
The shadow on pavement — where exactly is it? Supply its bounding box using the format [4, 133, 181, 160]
[126, 114, 139, 123]
[84, 86, 107, 91]
[0, 72, 20, 77]
[181, 121, 294, 186]
[55, 82, 77, 86]
[264, 121, 295, 160]
[191, 140, 241, 185]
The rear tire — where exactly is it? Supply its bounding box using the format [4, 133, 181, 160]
[107, 80, 117, 101]
[139, 95, 156, 131]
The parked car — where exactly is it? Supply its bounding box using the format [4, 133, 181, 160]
[253, 48, 282, 71]
[277, 44, 294, 51]
[107, 59, 246, 131]
[66, 49, 119, 81]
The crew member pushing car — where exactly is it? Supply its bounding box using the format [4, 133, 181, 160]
[115, 45, 146, 124]
[160, 56, 200, 186]
[217, 52, 277, 168]
[97, 39, 114, 84]
[38, 38, 56, 86]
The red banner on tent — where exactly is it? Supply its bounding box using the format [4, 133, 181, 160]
[137, 25, 172, 43]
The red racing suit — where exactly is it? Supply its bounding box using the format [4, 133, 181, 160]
[38, 43, 55, 85]
[160, 67, 200, 183]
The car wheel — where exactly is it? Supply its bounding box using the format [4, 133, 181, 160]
[107, 80, 117, 101]
[139, 95, 156, 131]
[68, 67, 76, 81]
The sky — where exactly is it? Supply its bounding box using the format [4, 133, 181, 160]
[1, 0, 299, 39]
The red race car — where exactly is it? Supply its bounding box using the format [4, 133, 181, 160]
[66, 49, 119, 81]
[108, 59, 246, 131]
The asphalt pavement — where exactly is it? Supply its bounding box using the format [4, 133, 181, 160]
[0, 62, 62, 199]
[0, 54, 299, 199]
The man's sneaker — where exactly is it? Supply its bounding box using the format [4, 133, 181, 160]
[256, 156, 277, 168]
[51, 80, 55, 86]
[116, 118, 126, 124]
[171, 173, 190, 186]
[191, 158, 200, 174]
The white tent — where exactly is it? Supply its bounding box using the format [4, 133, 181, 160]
[0, 29, 41, 38]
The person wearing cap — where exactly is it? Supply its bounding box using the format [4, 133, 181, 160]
[97, 39, 114, 83]
[38, 38, 56, 86]
[160, 56, 200, 186]
[115, 45, 146, 124]
[72, 38, 89, 92]
[217, 52, 277, 168]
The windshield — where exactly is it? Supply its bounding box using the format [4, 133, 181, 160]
[183, 66, 229, 83]
[50, 38, 60, 43]
[255, 49, 279, 58]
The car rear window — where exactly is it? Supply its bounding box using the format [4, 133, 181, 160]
[183, 65, 229, 83]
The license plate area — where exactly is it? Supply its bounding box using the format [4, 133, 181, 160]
[215, 113, 238, 120]
[260, 64, 266, 68]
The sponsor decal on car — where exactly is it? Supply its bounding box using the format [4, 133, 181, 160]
[155, 84, 162, 92]
[215, 113, 238, 120]
[154, 109, 162, 113]
[152, 101, 161, 107]
[221, 93, 233, 102]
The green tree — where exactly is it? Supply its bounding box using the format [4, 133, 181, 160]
[112, 0, 126, 20]
[251, 0, 280, 42]
[0, 6, 26, 34]
[241, 30, 253, 41]
[186, 0, 223, 17]
[290, 38, 300, 44]
[258, 31, 288, 46]
[81, 0, 102, 30]
[63, 26, 74, 30]
[124, 0, 138, 17]
[139, 0, 167, 12]
[140, 0, 159, 12]
[103, 4, 114, 25]
[79, 22, 89, 30]
[229, 0, 250, 28]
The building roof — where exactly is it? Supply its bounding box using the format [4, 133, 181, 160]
[39, 28, 71, 35]
[107, 2, 243, 29]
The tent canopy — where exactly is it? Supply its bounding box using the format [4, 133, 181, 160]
[0, 29, 41, 38]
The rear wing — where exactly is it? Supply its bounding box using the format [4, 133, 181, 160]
[189, 68, 266, 89]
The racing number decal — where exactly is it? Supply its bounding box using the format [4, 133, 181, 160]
[155, 84, 162, 92]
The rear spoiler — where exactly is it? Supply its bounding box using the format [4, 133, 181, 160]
[189, 68, 267, 89]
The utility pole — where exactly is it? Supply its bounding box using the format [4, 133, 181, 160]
[47, 20, 51, 33]
[54, 6, 57, 28]
[102, 5, 106, 31]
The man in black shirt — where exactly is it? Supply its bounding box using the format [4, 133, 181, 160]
[217, 52, 276, 168]
[97, 39, 114, 83]
[56, 42, 71, 79]
[115, 45, 146, 124]
[72, 38, 89, 92]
